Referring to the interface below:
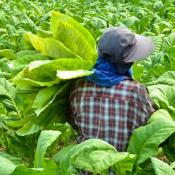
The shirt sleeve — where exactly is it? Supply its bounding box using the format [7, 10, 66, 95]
[136, 84, 156, 127]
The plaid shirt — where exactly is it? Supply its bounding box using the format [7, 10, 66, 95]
[69, 78, 155, 152]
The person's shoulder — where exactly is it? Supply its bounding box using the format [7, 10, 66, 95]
[70, 78, 98, 94]
[119, 79, 145, 90]
[117, 80, 148, 98]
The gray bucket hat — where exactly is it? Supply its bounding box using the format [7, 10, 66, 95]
[98, 27, 155, 63]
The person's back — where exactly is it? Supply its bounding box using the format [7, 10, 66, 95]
[69, 78, 154, 151]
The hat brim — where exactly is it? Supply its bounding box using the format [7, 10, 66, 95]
[124, 35, 155, 63]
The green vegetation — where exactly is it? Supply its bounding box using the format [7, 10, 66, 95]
[0, 0, 175, 174]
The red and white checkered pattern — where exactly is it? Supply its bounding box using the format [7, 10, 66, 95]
[69, 79, 155, 152]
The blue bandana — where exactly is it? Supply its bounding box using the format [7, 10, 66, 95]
[86, 57, 133, 87]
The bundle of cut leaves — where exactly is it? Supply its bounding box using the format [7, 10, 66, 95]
[8, 11, 97, 136]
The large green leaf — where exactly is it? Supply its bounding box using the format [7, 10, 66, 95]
[0, 78, 16, 100]
[0, 156, 16, 175]
[7, 115, 36, 129]
[55, 139, 136, 174]
[34, 130, 61, 168]
[16, 98, 66, 136]
[148, 109, 173, 123]
[0, 152, 21, 165]
[50, 11, 96, 50]
[15, 82, 70, 136]
[147, 71, 175, 86]
[13, 58, 93, 90]
[70, 140, 118, 173]
[33, 82, 70, 116]
[171, 161, 175, 169]
[12, 74, 60, 91]
[32, 85, 59, 112]
[50, 11, 97, 63]
[127, 114, 175, 165]
[25, 33, 82, 59]
[147, 84, 175, 117]
[151, 157, 175, 175]
[12, 60, 60, 89]
[27, 58, 93, 72]
[10, 50, 49, 77]
[0, 78, 21, 117]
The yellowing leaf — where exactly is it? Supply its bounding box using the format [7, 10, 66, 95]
[25, 33, 82, 59]
[56, 70, 93, 79]
[51, 11, 96, 49]
[50, 11, 97, 63]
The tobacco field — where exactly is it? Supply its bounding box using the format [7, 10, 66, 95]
[0, 0, 175, 174]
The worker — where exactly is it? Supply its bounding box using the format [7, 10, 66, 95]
[68, 27, 155, 174]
